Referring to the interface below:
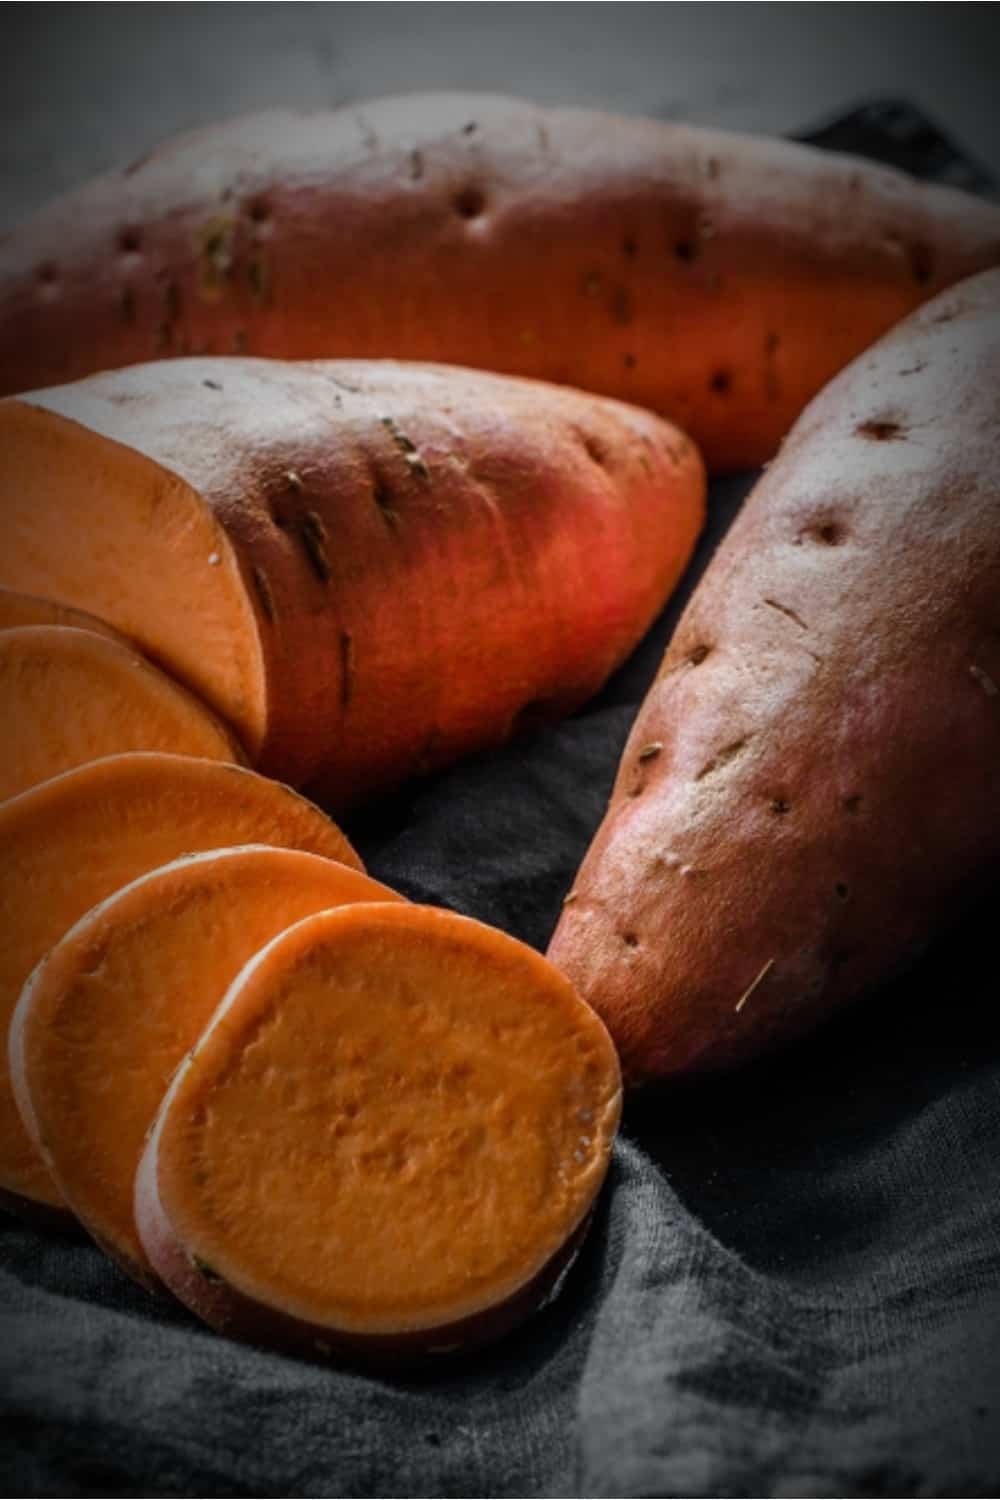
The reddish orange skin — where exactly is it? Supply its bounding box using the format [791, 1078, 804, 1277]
[2, 93, 999, 472]
[549, 268, 1000, 1083]
[4, 357, 705, 796]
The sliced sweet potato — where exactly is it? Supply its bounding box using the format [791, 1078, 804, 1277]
[0, 587, 127, 641]
[1, 93, 999, 471]
[0, 624, 244, 799]
[135, 903, 621, 1362]
[12, 846, 403, 1289]
[548, 267, 1000, 1082]
[0, 752, 361, 1220]
[0, 357, 704, 795]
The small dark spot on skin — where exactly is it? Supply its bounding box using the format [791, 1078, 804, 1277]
[848, 171, 863, 193]
[454, 186, 486, 219]
[709, 369, 732, 395]
[372, 478, 399, 528]
[706, 157, 721, 180]
[674, 240, 697, 263]
[627, 783, 643, 799]
[909, 241, 934, 285]
[270, 494, 295, 529]
[802, 520, 845, 547]
[770, 797, 791, 815]
[856, 418, 903, 442]
[696, 737, 748, 781]
[689, 644, 711, 666]
[622, 932, 639, 949]
[835, 881, 850, 900]
[118, 286, 136, 323]
[622, 235, 638, 258]
[251, 565, 275, 623]
[462, 121, 477, 135]
[843, 795, 863, 814]
[118, 228, 141, 255]
[299, 511, 331, 583]
[247, 198, 270, 224]
[409, 148, 424, 181]
[37, 262, 58, 285]
[623, 353, 637, 370]
[765, 332, 780, 355]
[202, 378, 222, 391]
[583, 434, 607, 467]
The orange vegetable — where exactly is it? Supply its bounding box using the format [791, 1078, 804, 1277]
[548, 267, 1000, 1081]
[135, 903, 621, 1362]
[1, 94, 999, 471]
[12, 846, 403, 1289]
[0, 624, 244, 800]
[0, 752, 360, 1222]
[0, 357, 704, 797]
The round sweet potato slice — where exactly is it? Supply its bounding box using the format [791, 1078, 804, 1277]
[0, 587, 128, 641]
[135, 903, 621, 1363]
[0, 753, 361, 1222]
[11, 846, 403, 1290]
[0, 624, 244, 799]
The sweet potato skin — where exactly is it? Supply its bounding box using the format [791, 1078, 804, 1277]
[2, 93, 999, 472]
[3, 357, 705, 795]
[548, 268, 1000, 1083]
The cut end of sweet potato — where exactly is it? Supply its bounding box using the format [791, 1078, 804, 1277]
[0, 752, 361, 1218]
[0, 624, 245, 800]
[11, 846, 404, 1290]
[136, 903, 621, 1362]
[0, 399, 268, 762]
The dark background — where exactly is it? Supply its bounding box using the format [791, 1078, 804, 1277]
[3, 6, 1000, 1496]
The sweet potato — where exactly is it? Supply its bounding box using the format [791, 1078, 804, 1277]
[548, 267, 1000, 1083]
[0, 752, 360, 1220]
[0, 587, 126, 641]
[135, 903, 621, 1362]
[2, 93, 999, 472]
[0, 357, 704, 795]
[11, 846, 403, 1289]
[0, 624, 244, 799]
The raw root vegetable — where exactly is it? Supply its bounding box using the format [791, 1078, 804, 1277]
[549, 267, 1000, 1082]
[0, 624, 244, 800]
[0, 357, 705, 795]
[0, 752, 361, 1220]
[0, 587, 127, 642]
[2, 94, 999, 472]
[11, 846, 403, 1290]
[135, 903, 621, 1363]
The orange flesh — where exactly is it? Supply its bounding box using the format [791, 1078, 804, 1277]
[13, 847, 403, 1284]
[154, 903, 621, 1335]
[0, 752, 361, 1211]
[0, 588, 128, 642]
[0, 625, 244, 800]
[0, 402, 267, 760]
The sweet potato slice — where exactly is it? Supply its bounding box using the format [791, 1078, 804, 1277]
[12, 846, 403, 1289]
[0, 624, 244, 799]
[1, 93, 999, 471]
[0, 587, 127, 642]
[0, 357, 704, 795]
[0, 752, 361, 1220]
[548, 267, 1000, 1082]
[135, 903, 621, 1362]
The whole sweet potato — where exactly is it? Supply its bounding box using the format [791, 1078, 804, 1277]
[2, 93, 999, 472]
[0, 357, 703, 796]
[548, 267, 1000, 1082]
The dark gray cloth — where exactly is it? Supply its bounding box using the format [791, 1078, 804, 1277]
[3, 107, 1000, 1498]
